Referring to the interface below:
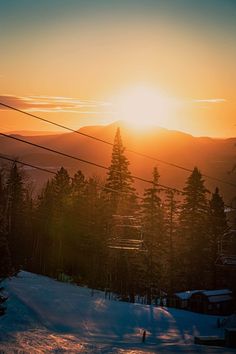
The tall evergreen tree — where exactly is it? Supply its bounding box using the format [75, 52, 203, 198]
[66, 171, 95, 282]
[0, 168, 13, 316]
[34, 167, 71, 276]
[71, 170, 87, 202]
[6, 162, 26, 269]
[21, 187, 34, 270]
[105, 128, 137, 215]
[208, 187, 229, 286]
[69, 169, 88, 265]
[178, 167, 209, 288]
[105, 128, 139, 298]
[142, 167, 164, 302]
[84, 176, 108, 288]
[0, 169, 12, 279]
[33, 179, 55, 274]
[164, 189, 180, 292]
[50, 167, 71, 274]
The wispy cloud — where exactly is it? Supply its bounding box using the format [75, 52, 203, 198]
[193, 98, 226, 103]
[0, 95, 113, 114]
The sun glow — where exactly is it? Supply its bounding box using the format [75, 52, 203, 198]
[112, 86, 181, 131]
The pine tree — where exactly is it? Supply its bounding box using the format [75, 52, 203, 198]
[164, 189, 180, 292]
[6, 162, 26, 269]
[66, 170, 90, 281]
[50, 167, 71, 274]
[209, 187, 229, 286]
[71, 170, 87, 201]
[209, 187, 228, 247]
[105, 128, 139, 298]
[142, 167, 164, 302]
[105, 128, 137, 215]
[33, 179, 55, 274]
[178, 167, 209, 289]
[34, 167, 71, 276]
[21, 187, 34, 270]
[85, 176, 108, 288]
[0, 169, 12, 279]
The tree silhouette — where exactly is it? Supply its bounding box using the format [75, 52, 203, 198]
[105, 128, 137, 215]
[142, 167, 164, 301]
[178, 167, 209, 288]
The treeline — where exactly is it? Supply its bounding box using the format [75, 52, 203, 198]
[0, 128, 234, 301]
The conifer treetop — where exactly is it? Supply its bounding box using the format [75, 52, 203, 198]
[182, 167, 209, 208]
[106, 128, 134, 192]
[105, 128, 137, 214]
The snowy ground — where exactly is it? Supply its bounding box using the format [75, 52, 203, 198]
[0, 271, 235, 353]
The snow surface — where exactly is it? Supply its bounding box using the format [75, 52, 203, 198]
[0, 271, 235, 353]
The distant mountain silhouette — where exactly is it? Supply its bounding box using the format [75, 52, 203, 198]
[5, 130, 62, 136]
[1, 122, 236, 201]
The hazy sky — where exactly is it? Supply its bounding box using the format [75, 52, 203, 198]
[0, 0, 236, 137]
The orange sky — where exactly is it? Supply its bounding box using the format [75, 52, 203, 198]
[0, 1, 236, 137]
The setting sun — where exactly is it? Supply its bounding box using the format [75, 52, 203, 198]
[112, 86, 181, 131]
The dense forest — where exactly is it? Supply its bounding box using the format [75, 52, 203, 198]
[0, 128, 235, 304]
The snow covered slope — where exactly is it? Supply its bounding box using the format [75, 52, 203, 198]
[0, 271, 235, 353]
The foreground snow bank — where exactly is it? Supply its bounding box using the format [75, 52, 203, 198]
[0, 271, 235, 353]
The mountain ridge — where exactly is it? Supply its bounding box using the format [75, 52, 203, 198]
[1, 122, 236, 201]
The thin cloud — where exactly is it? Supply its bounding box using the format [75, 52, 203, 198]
[193, 98, 226, 103]
[0, 95, 112, 114]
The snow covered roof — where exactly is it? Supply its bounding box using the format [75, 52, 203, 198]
[202, 289, 232, 297]
[174, 289, 233, 300]
[175, 290, 203, 300]
[208, 295, 232, 303]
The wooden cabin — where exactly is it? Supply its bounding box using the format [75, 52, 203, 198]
[189, 289, 234, 315]
[167, 290, 202, 310]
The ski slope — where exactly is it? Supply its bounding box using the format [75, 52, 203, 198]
[0, 271, 235, 353]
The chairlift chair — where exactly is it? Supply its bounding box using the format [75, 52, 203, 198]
[215, 254, 236, 267]
[215, 231, 236, 267]
[108, 215, 147, 252]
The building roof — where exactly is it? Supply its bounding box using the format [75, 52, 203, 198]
[175, 290, 203, 300]
[208, 294, 232, 303]
[174, 289, 233, 301]
[202, 289, 232, 297]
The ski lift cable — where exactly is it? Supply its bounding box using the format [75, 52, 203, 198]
[1, 102, 235, 189]
[0, 154, 143, 200]
[0, 132, 183, 194]
[2, 134, 234, 209]
[0, 156, 157, 253]
[0, 154, 57, 175]
[0, 157, 147, 235]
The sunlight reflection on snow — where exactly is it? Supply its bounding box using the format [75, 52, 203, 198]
[0, 329, 156, 353]
[94, 298, 108, 311]
[1, 330, 85, 353]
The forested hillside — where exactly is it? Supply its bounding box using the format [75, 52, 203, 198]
[1, 128, 235, 301]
